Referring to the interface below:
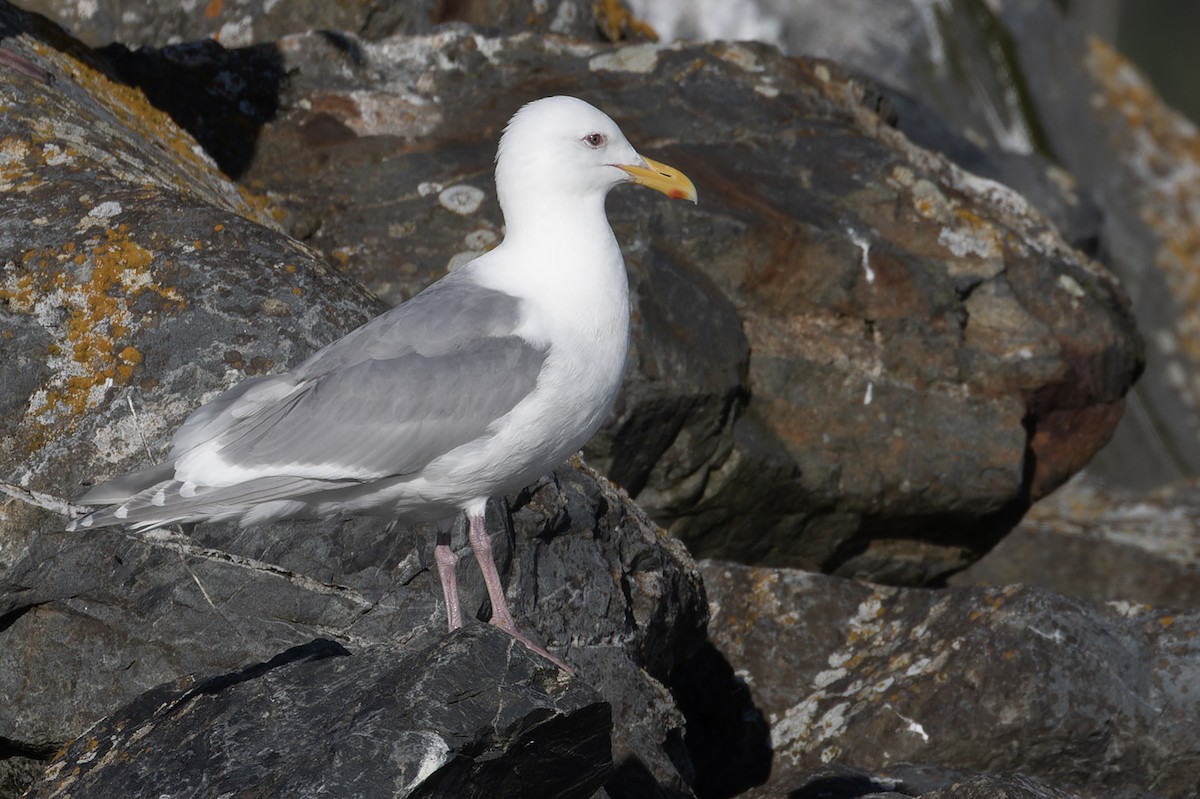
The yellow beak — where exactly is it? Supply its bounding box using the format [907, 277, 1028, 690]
[618, 156, 698, 204]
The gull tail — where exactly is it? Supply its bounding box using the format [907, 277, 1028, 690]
[67, 471, 344, 533]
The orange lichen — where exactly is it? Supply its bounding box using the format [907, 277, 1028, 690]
[595, 0, 659, 42]
[1, 225, 185, 448]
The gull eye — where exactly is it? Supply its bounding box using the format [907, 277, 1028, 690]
[583, 132, 606, 148]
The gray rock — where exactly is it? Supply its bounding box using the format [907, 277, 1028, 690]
[701, 560, 1199, 799]
[23, 630, 612, 799]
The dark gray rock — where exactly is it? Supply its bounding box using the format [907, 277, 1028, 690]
[23, 630, 612, 799]
[742, 767, 1080, 799]
[921, 774, 1084, 799]
[701, 560, 1199, 799]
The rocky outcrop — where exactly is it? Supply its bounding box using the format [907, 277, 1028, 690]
[23, 632, 613, 799]
[0, 1, 1179, 798]
[10, 0, 619, 49]
[703, 561, 1200, 799]
[0, 4, 706, 794]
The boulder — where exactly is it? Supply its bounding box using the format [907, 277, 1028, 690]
[11, 7, 1144, 584]
[9, 0, 624, 49]
[23, 631, 612, 799]
[636, 0, 1200, 491]
[701, 560, 1198, 799]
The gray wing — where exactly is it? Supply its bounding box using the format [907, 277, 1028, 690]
[212, 334, 545, 478]
[183, 270, 547, 480]
[69, 270, 547, 530]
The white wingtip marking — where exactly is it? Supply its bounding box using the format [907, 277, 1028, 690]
[114, 505, 129, 519]
[151, 487, 167, 506]
[80, 516, 93, 528]
[179, 482, 198, 498]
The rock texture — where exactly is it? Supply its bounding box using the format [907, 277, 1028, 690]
[24, 631, 612, 799]
[8, 5, 1144, 587]
[702, 560, 1200, 799]
[12, 0, 626, 49]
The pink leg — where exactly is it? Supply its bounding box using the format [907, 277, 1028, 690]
[434, 530, 462, 631]
[467, 511, 573, 674]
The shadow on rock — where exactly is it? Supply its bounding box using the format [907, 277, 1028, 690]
[670, 640, 772, 799]
[97, 38, 285, 179]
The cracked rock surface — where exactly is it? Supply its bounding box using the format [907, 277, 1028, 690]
[703, 561, 1200, 799]
[23, 631, 613, 799]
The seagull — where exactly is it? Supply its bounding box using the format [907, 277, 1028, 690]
[67, 95, 697, 672]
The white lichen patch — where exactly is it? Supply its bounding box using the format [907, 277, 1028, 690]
[716, 42, 764, 73]
[340, 90, 441, 139]
[948, 170, 1030, 218]
[1105, 599, 1152, 618]
[770, 587, 952, 763]
[438, 184, 485, 216]
[588, 44, 660, 74]
[463, 228, 498, 251]
[217, 15, 256, 48]
[89, 395, 193, 465]
[754, 82, 780, 99]
[447, 250, 485, 272]
[88, 201, 124, 219]
[937, 224, 1002, 261]
[0, 136, 30, 166]
[42, 142, 73, 166]
[418, 181, 443, 197]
